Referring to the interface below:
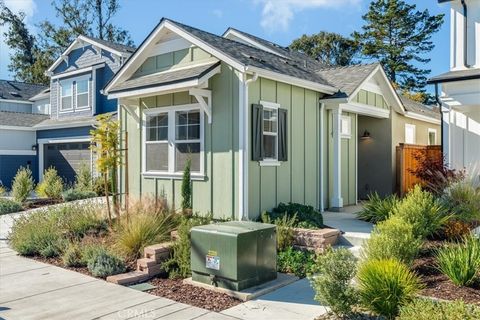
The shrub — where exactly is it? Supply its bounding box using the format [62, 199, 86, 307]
[55, 203, 107, 239]
[362, 215, 422, 265]
[310, 248, 358, 317]
[181, 159, 192, 211]
[265, 202, 323, 229]
[75, 163, 93, 192]
[36, 167, 63, 199]
[115, 198, 178, 259]
[398, 298, 480, 320]
[261, 211, 296, 251]
[87, 251, 126, 278]
[0, 198, 22, 215]
[277, 247, 316, 278]
[62, 189, 97, 202]
[443, 220, 472, 240]
[442, 178, 480, 223]
[357, 259, 423, 319]
[164, 214, 212, 278]
[358, 192, 399, 223]
[435, 235, 480, 286]
[80, 243, 110, 266]
[393, 185, 450, 239]
[62, 243, 84, 267]
[11, 167, 34, 203]
[0, 184, 6, 196]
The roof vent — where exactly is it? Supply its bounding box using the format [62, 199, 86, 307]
[9, 91, 20, 97]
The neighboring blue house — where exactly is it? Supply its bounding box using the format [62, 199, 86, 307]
[0, 36, 135, 187]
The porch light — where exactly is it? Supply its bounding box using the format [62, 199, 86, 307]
[31, 144, 38, 151]
[360, 130, 371, 140]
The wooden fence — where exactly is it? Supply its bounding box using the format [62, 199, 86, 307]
[396, 144, 442, 196]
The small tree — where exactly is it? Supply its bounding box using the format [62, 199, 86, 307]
[75, 162, 93, 192]
[37, 167, 63, 199]
[11, 166, 35, 203]
[181, 159, 192, 212]
[90, 114, 120, 225]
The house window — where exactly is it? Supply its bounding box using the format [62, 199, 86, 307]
[405, 124, 416, 144]
[263, 107, 278, 160]
[143, 105, 203, 176]
[340, 115, 351, 138]
[76, 79, 89, 109]
[428, 128, 437, 145]
[60, 83, 73, 111]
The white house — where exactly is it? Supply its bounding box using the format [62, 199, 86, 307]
[429, 0, 480, 171]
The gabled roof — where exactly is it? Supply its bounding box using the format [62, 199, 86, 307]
[0, 80, 47, 102]
[104, 18, 337, 95]
[428, 68, 480, 84]
[0, 111, 49, 127]
[399, 95, 440, 120]
[29, 88, 50, 101]
[47, 35, 135, 73]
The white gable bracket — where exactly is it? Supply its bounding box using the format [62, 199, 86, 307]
[189, 88, 212, 123]
[61, 54, 69, 66]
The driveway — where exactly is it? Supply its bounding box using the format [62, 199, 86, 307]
[0, 242, 237, 320]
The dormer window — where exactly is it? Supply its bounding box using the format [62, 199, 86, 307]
[76, 79, 89, 109]
[60, 82, 73, 111]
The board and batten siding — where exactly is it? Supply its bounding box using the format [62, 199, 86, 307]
[119, 62, 240, 220]
[247, 78, 322, 218]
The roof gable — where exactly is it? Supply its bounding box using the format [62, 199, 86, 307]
[0, 80, 47, 102]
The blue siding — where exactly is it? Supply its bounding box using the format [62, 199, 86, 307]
[37, 126, 93, 139]
[95, 67, 117, 114]
[0, 155, 38, 187]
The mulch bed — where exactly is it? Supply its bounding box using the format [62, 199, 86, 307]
[413, 240, 480, 305]
[24, 199, 62, 209]
[147, 277, 241, 312]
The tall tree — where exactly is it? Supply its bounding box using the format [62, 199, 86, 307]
[290, 32, 359, 66]
[353, 0, 443, 92]
[0, 2, 50, 84]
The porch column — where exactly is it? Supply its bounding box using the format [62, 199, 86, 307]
[331, 108, 343, 210]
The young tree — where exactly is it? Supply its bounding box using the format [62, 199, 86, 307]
[290, 32, 360, 66]
[90, 114, 121, 225]
[353, 0, 443, 92]
[181, 159, 192, 213]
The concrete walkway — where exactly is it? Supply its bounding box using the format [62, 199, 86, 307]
[0, 242, 237, 320]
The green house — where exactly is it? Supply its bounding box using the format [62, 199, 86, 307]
[103, 18, 440, 220]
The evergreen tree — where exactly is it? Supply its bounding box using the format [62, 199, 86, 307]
[181, 159, 192, 212]
[353, 0, 443, 92]
[290, 31, 359, 66]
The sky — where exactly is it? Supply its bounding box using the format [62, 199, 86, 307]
[0, 0, 451, 91]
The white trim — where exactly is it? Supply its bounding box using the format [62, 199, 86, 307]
[50, 64, 104, 80]
[261, 102, 279, 161]
[404, 111, 441, 125]
[0, 99, 33, 105]
[0, 150, 36, 156]
[38, 136, 91, 181]
[405, 124, 416, 144]
[355, 113, 358, 205]
[337, 102, 390, 119]
[0, 125, 35, 131]
[428, 128, 438, 145]
[340, 115, 352, 138]
[33, 121, 95, 130]
[92, 67, 97, 115]
[223, 29, 287, 58]
[319, 102, 325, 212]
[149, 37, 194, 57]
[75, 78, 90, 110]
[59, 81, 74, 112]
[141, 172, 206, 181]
[246, 66, 337, 95]
[330, 107, 343, 208]
[259, 160, 281, 166]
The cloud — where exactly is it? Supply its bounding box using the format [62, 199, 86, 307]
[212, 9, 223, 18]
[0, 0, 37, 79]
[255, 0, 361, 32]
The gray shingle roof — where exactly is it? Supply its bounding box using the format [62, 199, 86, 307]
[111, 61, 221, 93]
[34, 114, 98, 128]
[82, 35, 136, 54]
[399, 95, 440, 119]
[0, 111, 49, 127]
[428, 68, 480, 84]
[316, 63, 380, 98]
[165, 19, 334, 89]
[0, 80, 47, 101]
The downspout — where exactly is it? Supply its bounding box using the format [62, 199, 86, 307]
[319, 102, 325, 212]
[434, 83, 444, 154]
[461, 0, 471, 68]
[239, 72, 258, 221]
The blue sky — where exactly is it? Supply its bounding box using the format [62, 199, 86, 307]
[0, 0, 451, 91]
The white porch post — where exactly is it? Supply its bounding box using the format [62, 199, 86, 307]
[331, 107, 343, 210]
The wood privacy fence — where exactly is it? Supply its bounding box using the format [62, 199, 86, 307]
[396, 144, 442, 196]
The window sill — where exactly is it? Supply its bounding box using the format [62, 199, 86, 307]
[59, 109, 74, 114]
[259, 160, 281, 167]
[141, 172, 206, 181]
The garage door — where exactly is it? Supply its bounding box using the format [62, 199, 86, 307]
[44, 142, 91, 183]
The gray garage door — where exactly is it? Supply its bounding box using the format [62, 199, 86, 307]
[44, 142, 91, 184]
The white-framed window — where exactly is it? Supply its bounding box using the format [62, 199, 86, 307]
[340, 115, 351, 138]
[405, 124, 416, 144]
[60, 82, 73, 111]
[76, 79, 89, 109]
[143, 104, 203, 177]
[428, 128, 437, 145]
[263, 106, 278, 160]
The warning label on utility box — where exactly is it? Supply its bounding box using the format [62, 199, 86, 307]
[206, 253, 220, 270]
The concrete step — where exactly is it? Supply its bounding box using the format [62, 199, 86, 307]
[337, 232, 370, 247]
[144, 242, 172, 263]
[106, 271, 150, 285]
[137, 257, 157, 269]
[138, 263, 164, 276]
[333, 244, 362, 258]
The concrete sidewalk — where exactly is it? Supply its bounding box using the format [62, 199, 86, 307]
[0, 243, 237, 320]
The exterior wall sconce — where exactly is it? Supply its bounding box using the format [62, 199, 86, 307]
[360, 130, 371, 140]
[31, 144, 38, 151]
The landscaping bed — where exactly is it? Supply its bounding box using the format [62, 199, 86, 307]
[147, 277, 241, 312]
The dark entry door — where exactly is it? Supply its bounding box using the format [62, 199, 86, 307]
[43, 142, 91, 184]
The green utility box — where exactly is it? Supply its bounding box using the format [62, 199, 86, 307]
[191, 221, 277, 291]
